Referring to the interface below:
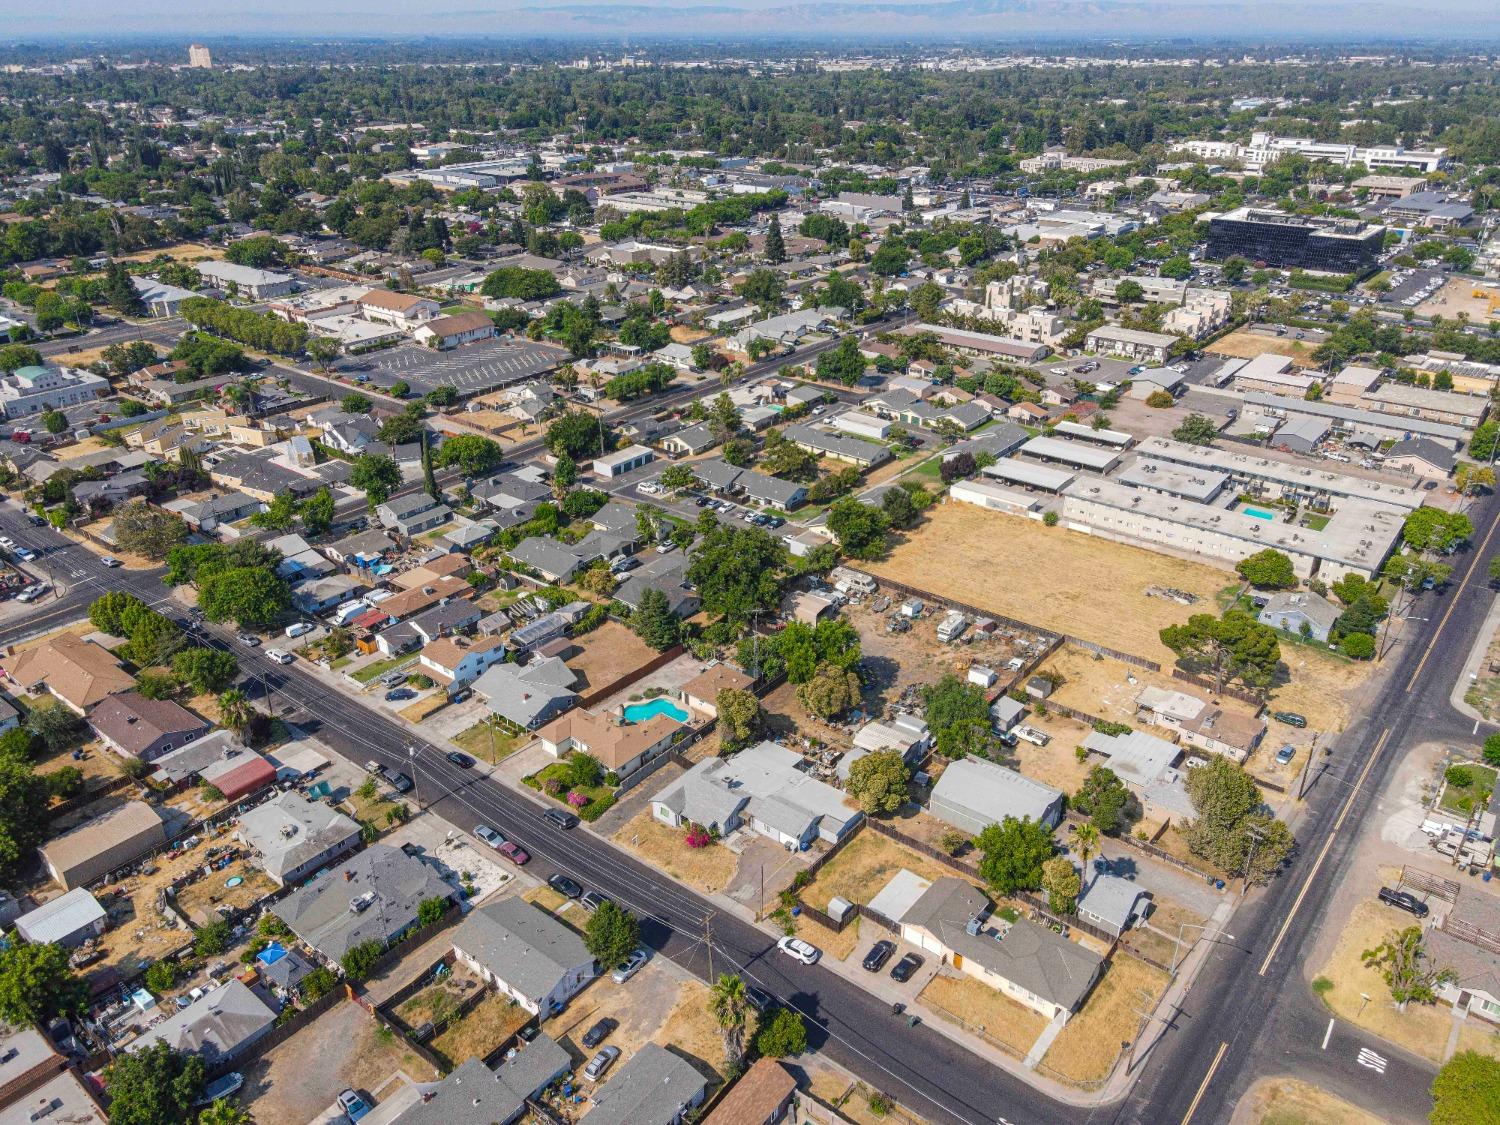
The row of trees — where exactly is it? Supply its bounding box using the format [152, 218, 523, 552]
[180, 296, 309, 356]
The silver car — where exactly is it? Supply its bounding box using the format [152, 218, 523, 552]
[583, 1046, 620, 1081]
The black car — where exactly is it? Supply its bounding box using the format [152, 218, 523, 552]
[1378, 887, 1430, 918]
[445, 751, 474, 768]
[548, 874, 583, 899]
[542, 808, 579, 830]
[745, 985, 775, 1013]
[581, 1018, 615, 1049]
[890, 953, 924, 983]
[862, 940, 896, 973]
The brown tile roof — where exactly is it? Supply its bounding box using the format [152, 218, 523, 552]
[680, 663, 754, 703]
[376, 575, 472, 620]
[424, 311, 493, 336]
[88, 692, 210, 758]
[535, 708, 679, 772]
[703, 1059, 797, 1125]
[392, 553, 472, 589]
[359, 289, 430, 313]
[7, 634, 135, 712]
[1181, 704, 1265, 752]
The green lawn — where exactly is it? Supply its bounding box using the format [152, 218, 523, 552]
[524, 761, 616, 822]
[1440, 763, 1498, 815]
[1301, 513, 1331, 531]
[912, 456, 946, 479]
[352, 655, 414, 684]
[451, 719, 523, 764]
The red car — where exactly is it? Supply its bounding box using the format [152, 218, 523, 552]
[497, 841, 529, 866]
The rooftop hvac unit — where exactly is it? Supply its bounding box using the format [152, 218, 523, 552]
[965, 914, 982, 937]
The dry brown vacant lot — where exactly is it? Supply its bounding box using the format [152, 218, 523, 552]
[1206, 329, 1320, 367]
[613, 810, 738, 895]
[868, 502, 1230, 665]
[565, 621, 659, 694]
[1041, 953, 1169, 1083]
[1236, 1076, 1386, 1125]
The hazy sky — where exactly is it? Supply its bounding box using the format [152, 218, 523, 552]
[10, 0, 1500, 41]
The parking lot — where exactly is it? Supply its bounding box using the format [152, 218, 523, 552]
[342, 337, 567, 399]
[1379, 267, 1448, 308]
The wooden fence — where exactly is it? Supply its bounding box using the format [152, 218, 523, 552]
[576, 643, 685, 708]
[1168, 667, 1264, 708]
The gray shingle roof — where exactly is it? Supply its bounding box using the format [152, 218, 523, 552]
[584, 1042, 707, 1125]
[451, 899, 593, 1003]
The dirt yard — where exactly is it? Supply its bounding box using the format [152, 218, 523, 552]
[652, 979, 741, 1094]
[846, 597, 1040, 702]
[1206, 329, 1320, 367]
[613, 811, 738, 895]
[1267, 643, 1370, 734]
[1041, 953, 1169, 1083]
[801, 830, 965, 913]
[1417, 278, 1500, 323]
[429, 992, 532, 1067]
[920, 971, 1049, 1056]
[867, 502, 1230, 665]
[1234, 1076, 1386, 1125]
[565, 621, 659, 694]
[1314, 898, 1473, 1062]
[174, 859, 277, 925]
[1037, 645, 1192, 727]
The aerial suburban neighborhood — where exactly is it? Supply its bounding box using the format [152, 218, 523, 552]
[0, 15, 1494, 1125]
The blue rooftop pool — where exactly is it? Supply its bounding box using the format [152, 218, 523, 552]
[1242, 506, 1276, 521]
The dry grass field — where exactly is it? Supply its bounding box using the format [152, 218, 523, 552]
[613, 810, 738, 894]
[800, 830, 962, 913]
[1206, 329, 1319, 367]
[920, 972, 1049, 1056]
[867, 502, 1230, 665]
[1041, 954, 1169, 1083]
[566, 620, 659, 693]
[1237, 1077, 1386, 1125]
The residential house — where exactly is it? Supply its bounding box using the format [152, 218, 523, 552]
[164, 491, 263, 532]
[507, 537, 587, 583]
[273, 844, 455, 963]
[615, 552, 702, 618]
[383, 1043, 572, 1125]
[585, 1042, 707, 1125]
[899, 877, 1103, 1023]
[14, 887, 107, 948]
[741, 471, 807, 510]
[1079, 728, 1193, 819]
[1429, 887, 1500, 1024]
[536, 708, 681, 779]
[407, 597, 484, 641]
[679, 663, 755, 718]
[928, 757, 1064, 835]
[653, 741, 863, 849]
[6, 633, 135, 715]
[1084, 325, 1176, 366]
[87, 693, 211, 764]
[838, 714, 932, 782]
[378, 493, 452, 537]
[0, 1071, 107, 1125]
[1385, 437, 1457, 482]
[235, 791, 362, 886]
[41, 800, 167, 890]
[1256, 590, 1343, 644]
[451, 899, 596, 1016]
[149, 734, 275, 802]
[126, 979, 277, 1066]
[0, 1026, 71, 1118]
[990, 696, 1026, 732]
[782, 424, 891, 468]
[419, 636, 509, 692]
[414, 311, 496, 350]
[1133, 686, 1266, 762]
[472, 658, 579, 731]
[1076, 872, 1151, 937]
[659, 422, 717, 457]
[293, 575, 367, 616]
[703, 1059, 798, 1125]
[393, 553, 473, 590]
[374, 577, 473, 623]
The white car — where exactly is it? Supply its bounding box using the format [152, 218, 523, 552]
[777, 936, 821, 965]
[100, 556, 122, 568]
[266, 649, 294, 665]
[473, 825, 504, 849]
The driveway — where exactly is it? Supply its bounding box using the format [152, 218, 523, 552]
[725, 834, 809, 915]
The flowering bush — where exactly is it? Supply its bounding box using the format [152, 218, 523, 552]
[685, 823, 712, 849]
[567, 789, 589, 809]
[543, 778, 563, 796]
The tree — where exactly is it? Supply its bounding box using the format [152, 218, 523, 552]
[307, 336, 340, 372]
[717, 688, 763, 752]
[910, 281, 945, 321]
[199, 567, 291, 628]
[435, 434, 505, 476]
[545, 411, 609, 461]
[1160, 254, 1192, 280]
[1402, 508, 1473, 553]
[0, 941, 88, 1025]
[870, 239, 910, 277]
[90, 590, 150, 636]
[29, 702, 84, 752]
[754, 1006, 808, 1058]
[1483, 733, 1500, 767]
[584, 900, 640, 970]
[976, 816, 1054, 895]
[940, 453, 976, 485]
[1235, 549, 1297, 590]
[631, 587, 681, 651]
[1362, 926, 1456, 1011]
[764, 213, 786, 264]
[826, 497, 889, 560]
[1073, 823, 1101, 865]
[198, 1099, 254, 1125]
[250, 491, 298, 533]
[881, 485, 919, 530]
[340, 938, 385, 981]
[846, 749, 910, 814]
[1159, 611, 1282, 695]
[350, 453, 401, 509]
[171, 648, 239, 695]
[0, 756, 50, 880]
[816, 335, 866, 386]
[417, 895, 449, 925]
[41, 410, 67, 435]
[659, 464, 698, 492]
[217, 689, 253, 739]
[1115, 280, 1145, 303]
[104, 1043, 205, 1125]
[686, 524, 783, 626]
[1073, 766, 1136, 835]
[113, 501, 189, 560]
[921, 675, 994, 759]
[341, 392, 373, 414]
[1469, 420, 1498, 462]
[707, 392, 742, 445]
[1041, 856, 1082, 915]
[797, 662, 862, 719]
[1171, 414, 1219, 446]
[378, 411, 424, 446]
[1430, 1051, 1500, 1125]
[709, 974, 750, 1066]
[1183, 757, 1294, 883]
[739, 268, 785, 314]
[301, 487, 335, 536]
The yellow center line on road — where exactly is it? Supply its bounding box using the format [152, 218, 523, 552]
[1180, 1041, 1229, 1125]
[1406, 500, 1500, 693]
[1258, 726, 1392, 976]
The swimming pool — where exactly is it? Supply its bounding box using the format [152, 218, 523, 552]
[622, 699, 689, 724]
[1242, 506, 1276, 521]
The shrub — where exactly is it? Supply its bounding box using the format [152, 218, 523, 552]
[685, 823, 712, 848]
[1312, 976, 1334, 996]
[567, 790, 588, 808]
[1042, 511, 1059, 527]
[144, 961, 178, 993]
[301, 966, 338, 1000]
[578, 794, 615, 822]
[193, 919, 232, 957]
[1446, 766, 1474, 789]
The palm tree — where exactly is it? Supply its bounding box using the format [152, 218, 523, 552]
[198, 1099, 253, 1125]
[709, 973, 749, 1065]
[218, 688, 253, 741]
[1074, 823, 1100, 866]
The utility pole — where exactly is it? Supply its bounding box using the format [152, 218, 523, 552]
[407, 744, 421, 811]
[1241, 824, 1268, 895]
[703, 914, 715, 982]
[1295, 734, 1320, 800]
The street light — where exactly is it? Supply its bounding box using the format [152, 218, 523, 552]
[407, 744, 421, 810]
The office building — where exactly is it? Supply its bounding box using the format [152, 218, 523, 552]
[1206, 208, 1383, 275]
[187, 44, 212, 68]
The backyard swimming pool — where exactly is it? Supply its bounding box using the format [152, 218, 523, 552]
[1243, 506, 1276, 521]
[622, 698, 689, 724]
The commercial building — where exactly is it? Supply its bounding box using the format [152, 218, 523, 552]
[1243, 392, 1470, 449]
[197, 260, 297, 300]
[414, 311, 497, 350]
[593, 443, 654, 479]
[897, 323, 1049, 363]
[357, 290, 441, 330]
[1084, 325, 1176, 366]
[1206, 208, 1383, 275]
[0, 365, 107, 419]
[1174, 132, 1448, 174]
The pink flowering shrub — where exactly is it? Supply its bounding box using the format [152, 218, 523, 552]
[567, 790, 589, 809]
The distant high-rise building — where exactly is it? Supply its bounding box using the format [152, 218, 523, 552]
[1206, 207, 1384, 275]
[187, 44, 212, 69]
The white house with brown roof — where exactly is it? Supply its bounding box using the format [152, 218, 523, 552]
[357, 290, 441, 331]
[678, 663, 755, 718]
[414, 310, 496, 349]
[418, 636, 509, 692]
[6, 633, 135, 715]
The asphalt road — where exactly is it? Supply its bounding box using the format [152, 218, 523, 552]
[35, 317, 184, 358]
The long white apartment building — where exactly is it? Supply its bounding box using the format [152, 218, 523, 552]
[1172, 131, 1448, 174]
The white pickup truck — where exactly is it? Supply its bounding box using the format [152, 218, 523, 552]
[1015, 724, 1051, 747]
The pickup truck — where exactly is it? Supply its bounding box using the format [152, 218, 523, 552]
[1015, 724, 1051, 747]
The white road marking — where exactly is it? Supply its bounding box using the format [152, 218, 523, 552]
[1356, 1047, 1387, 1073]
[1322, 1018, 1334, 1049]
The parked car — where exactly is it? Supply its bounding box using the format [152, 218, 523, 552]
[1275, 744, 1295, 766]
[337, 1090, 371, 1122]
[863, 940, 895, 972]
[14, 548, 35, 562]
[497, 841, 529, 866]
[581, 1018, 615, 1048]
[99, 556, 122, 568]
[745, 985, 775, 1012]
[1272, 711, 1308, 728]
[582, 1046, 620, 1082]
[890, 953, 924, 983]
[580, 890, 610, 912]
[611, 948, 650, 984]
[548, 874, 583, 899]
[777, 936, 820, 965]
[0, 537, 15, 550]
[446, 751, 474, 768]
[1378, 887, 1430, 918]
[267, 649, 294, 666]
[474, 825, 503, 849]
[542, 808, 579, 830]
[382, 770, 413, 794]
[237, 633, 260, 647]
[384, 688, 414, 702]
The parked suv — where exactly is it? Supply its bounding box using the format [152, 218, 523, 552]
[862, 940, 895, 972]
